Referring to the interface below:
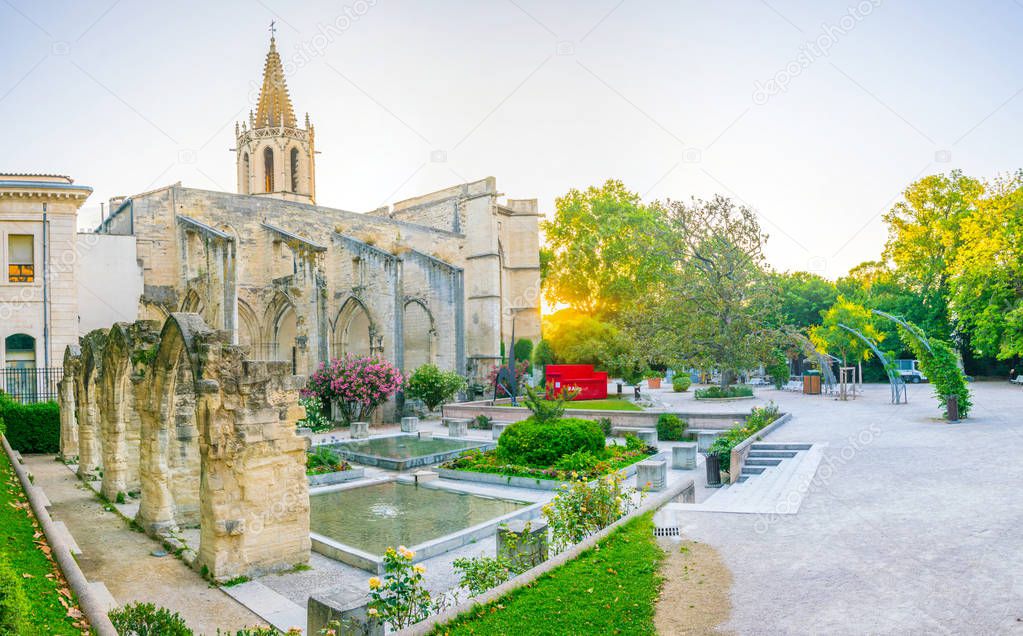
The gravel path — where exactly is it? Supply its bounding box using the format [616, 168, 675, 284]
[24, 457, 262, 634]
[657, 381, 1023, 634]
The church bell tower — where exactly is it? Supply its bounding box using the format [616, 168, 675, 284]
[236, 33, 316, 204]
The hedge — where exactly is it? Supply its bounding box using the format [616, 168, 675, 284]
[0, 394, 60, 454]
[497, 417, 605, 467]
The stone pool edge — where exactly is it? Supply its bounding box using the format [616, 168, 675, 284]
[321, 433, 497, 471]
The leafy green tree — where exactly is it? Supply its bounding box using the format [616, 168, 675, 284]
[882, 170, 983, 339]
[405, 364, 466, 411]
[513, 338, 534, 371]
[542, 180, 671, 317]
[809, 297, 886, 365]
[532, 339, 556, 377]
[644, 195, 780, 387]
[773, 271, 837, 328]
[948, 171, 1023, 360]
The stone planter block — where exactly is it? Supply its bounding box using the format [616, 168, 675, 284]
[351, 421, 370, 439]
[412, 470, 438, 484]
[672, 443, 698, 470]
[697, 431, 720, 452]
[419, 430, 433, 440]
[446, 418, 469, 438]
[400, 416, 419, 433]
[497, 519, 548, 569]
[637, 430, 658, 446]
[308, 596, 383, 636]
[492, 421, 509, 440]
[636, 459, 667, 491]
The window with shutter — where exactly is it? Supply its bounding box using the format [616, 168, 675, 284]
[8, 234, 34, 283]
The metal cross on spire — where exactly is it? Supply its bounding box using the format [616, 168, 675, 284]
[269, 20, 277, 39]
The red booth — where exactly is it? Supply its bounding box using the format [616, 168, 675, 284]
[545, 364, 608, 400]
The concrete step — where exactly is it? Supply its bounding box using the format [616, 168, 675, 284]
[745, 458, 782, 467]
[741, 465, 766, 475]
[748, 450, 797, 459]
[750, 443, 812, 451]
[737, 474, 750, 482]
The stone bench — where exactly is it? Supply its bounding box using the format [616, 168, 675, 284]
[351, 421, 369, 439]
[636, 459, 667, 491]
[672, 443, 697, 470]
[444, 417, 470, 438]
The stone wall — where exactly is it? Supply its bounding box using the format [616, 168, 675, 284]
[60, 313, 310, 580]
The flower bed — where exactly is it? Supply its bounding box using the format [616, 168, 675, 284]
[708, 403, 781, 476]
[694, 385, 754, 400]
[440, 438, 657, 484]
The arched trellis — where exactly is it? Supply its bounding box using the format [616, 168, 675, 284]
[837, 323, 907, 404]
[785, 328, 838, 393]
[872, 310, 933, 353]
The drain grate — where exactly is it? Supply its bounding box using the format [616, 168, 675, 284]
[653, 526, 680, 537]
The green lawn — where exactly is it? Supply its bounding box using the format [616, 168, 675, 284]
[563, 399, 643, 412]
[434, 512, 663, 636]
[0, 449, 85, 635]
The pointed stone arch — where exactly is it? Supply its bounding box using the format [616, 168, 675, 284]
[236, 298, 262, 348]
[332, 297, 373, 359]
[403, 298, 436, 372]
[77, 329, 108, 479]
[98, 322, 160, 501]
[264, 291, 299, 369]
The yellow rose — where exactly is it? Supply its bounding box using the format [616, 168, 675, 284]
[413, 564, 426, 574]
[367, 607, 379, 616]
[368, 576, 382, 590]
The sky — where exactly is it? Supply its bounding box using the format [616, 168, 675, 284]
[1, 0, 1021, 279]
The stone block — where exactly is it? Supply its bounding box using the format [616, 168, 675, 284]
[308, 595, 383, 636]
[419, 430, 433, 440]
[497, 519, 548, 569]
[446, 418, 469, 438]
[400, 416, 419, 433]
[697, 431, 721, 452]
[637, 430, 658, 446]
[492, 421, 509, 440]
[636, 459, 667, 491]
[351, 422, 370, 439]
[672, 443, 698, 470]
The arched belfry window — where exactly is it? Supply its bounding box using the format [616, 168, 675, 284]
[263, 147, 275, 193]
[290, 147, 299, 192]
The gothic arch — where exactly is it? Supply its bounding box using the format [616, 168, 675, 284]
[263, 146, 275, 192]
[332, 297, 373, 359]
[236, 298, 261, 348]
[264, 291, 299, 367]
[77, 329, 108, 479]
[403, 298, 436, 372]
[180, 288, 205, 314]
[98, 322, 157, 501]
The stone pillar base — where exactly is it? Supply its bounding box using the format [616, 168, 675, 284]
[672, 443, 697, 470]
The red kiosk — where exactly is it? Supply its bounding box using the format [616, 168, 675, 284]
[544, 364, 608, 400]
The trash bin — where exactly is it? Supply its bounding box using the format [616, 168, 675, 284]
[803, 370, 821, 395]
[705, 452, 722, 488]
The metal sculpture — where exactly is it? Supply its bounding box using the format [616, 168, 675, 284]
[837, 323, 906, 404]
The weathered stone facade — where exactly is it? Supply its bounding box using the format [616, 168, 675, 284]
[94, 37, 542, 397]
[60, 313, 310, 580]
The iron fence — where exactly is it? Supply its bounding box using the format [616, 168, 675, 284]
[1, 367, 63, 403]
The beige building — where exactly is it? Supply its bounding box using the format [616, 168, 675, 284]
[0, 174, 92, 399]
[95, 36, 542, 395]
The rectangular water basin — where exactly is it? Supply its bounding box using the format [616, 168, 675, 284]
[310, 479, 541, 572]
[324, 433, 494, 470]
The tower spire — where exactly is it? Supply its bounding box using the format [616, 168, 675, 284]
[254, 32, 296, 128]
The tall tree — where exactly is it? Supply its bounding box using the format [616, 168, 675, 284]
[882, 170, 984, 339]
[643, 195, 779, 386]
[773, 271, 838, 328]
[809, 297, 887, 366]
[949, 171, 1023, 360]
[541, 180, 671, 317]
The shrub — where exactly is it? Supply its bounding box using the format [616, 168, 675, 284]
[297, 396, 331, 432]
[109, 602, 193, 636]
[471, 414, 492, 430]
[656, 414, 688, 441]
[498, 417, 605, 467]
[694, 385, 754, 399]
[0, 553, 27, 634]
[766, 351, 790, 389]
[513, 339, 534, 372]
[304, 355, 403, 425]
[405, 364, 466, 411]
[542, 471, 641, 553]
[306, 446, 350, 475]
[532, 339, 556, 381]
[554, 450, 602, 472]
[453, 521, 542, 596]
[595, 417, 613, 437]
[672, 376, 691, 392]
[522, 384, 578, 424]
[368, 546, 432, 629]
[0, 394, 60, 454]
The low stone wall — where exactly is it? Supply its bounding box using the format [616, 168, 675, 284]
[441, 399, 752, 430]
[307, 467, 366, 487]
[2, 437, 118, 636]
[728, 413, 793, 484]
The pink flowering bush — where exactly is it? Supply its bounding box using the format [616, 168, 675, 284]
[304, 354, 404, 425]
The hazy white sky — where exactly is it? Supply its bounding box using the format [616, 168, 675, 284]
[2, 0, 1020, 279]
